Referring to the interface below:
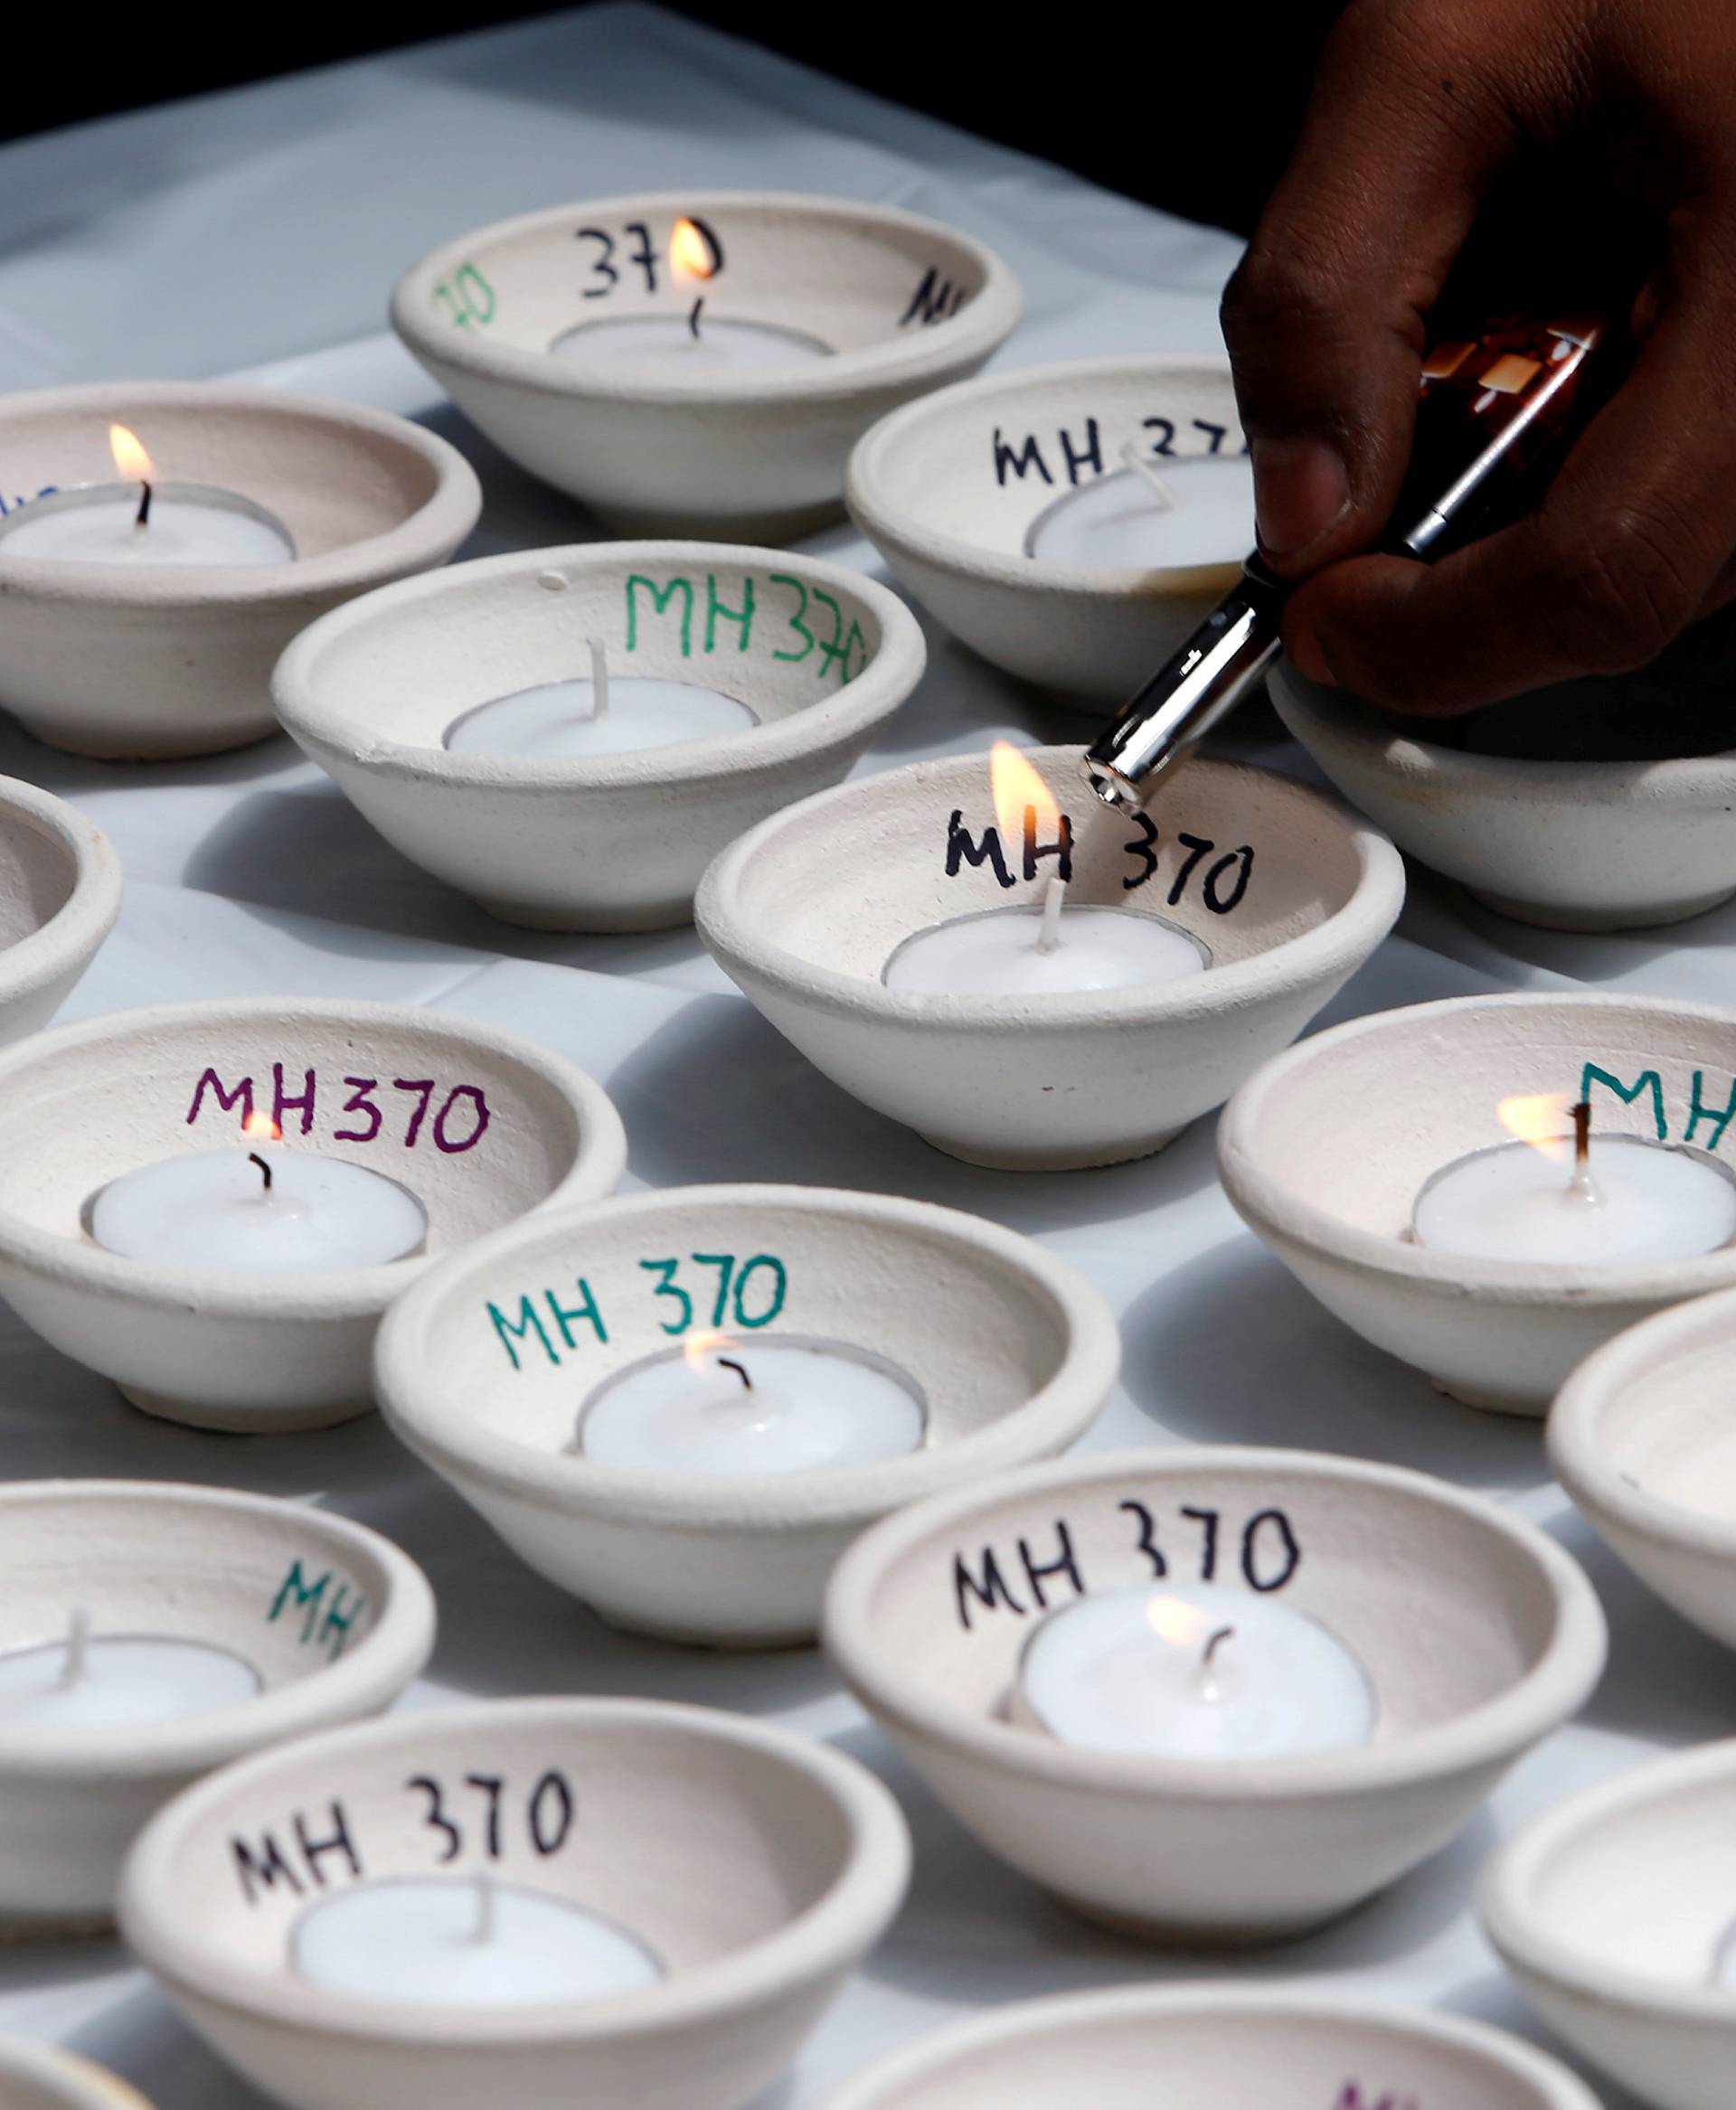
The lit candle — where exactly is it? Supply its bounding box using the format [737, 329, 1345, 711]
[882, 743, 1212, 996]
[1024, 444, 1254, 570]
[0, 1609, 260, 1732]
[89, 1114, 428, 1274]
[445, 636, 758, 759]
[1411, 1095, 1736, 1267]
[1015, 1581, 1377, 1761]
[575, 1330, 927, 1475]
[548, 216, 832, 374]
[0, 425, 295, 567]
[291, 1874, 664, 2008]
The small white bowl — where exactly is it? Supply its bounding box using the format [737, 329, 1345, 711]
[1480, 1737, 1736, 2110]
[1219, 990, 1736, 1415]
[822, 1984, 1603, 2110]
[825, 1446, 1605, 1945]
[1272, 660, 1736, 931]
[0, 996, 626, 1432]
[0, 776, 120, 1045]
[118, 1696, 911, 2110]
[0, 1479, 434, 1936]
[1550, 1283, 1736, 1650]
[0, 383, 480, 759]
[847, 353, 1247, 704]
[392, 191, 1022, 543]
[696, 747, 1403, 1170]
[374, 1183, 1119, 1646]
[0, 2038, 156, 2110]
[274, 542, 926, 932]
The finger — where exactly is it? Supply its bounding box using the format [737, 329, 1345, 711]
[1283, 280, 1736, 711]
[1222, 1, 1520, 574]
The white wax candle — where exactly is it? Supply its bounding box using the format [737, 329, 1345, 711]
[0, 484, 295, 566]
[548, 311, 832, 375]
[445, 680, 757, 759]
[882, 885, 1210, 996]
[1018, 1581, 1377, 1761]
[292, 1876, 664, 2008]
[89, 1147, 428, 1273]
[1411, 1135, 1736, 1267]
[576, 1336, 927, 1475]
[0, 1614, 260, 1733]
[1025, 454, 1254, 570]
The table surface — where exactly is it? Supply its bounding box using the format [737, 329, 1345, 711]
[0, 7, 1713, 2103]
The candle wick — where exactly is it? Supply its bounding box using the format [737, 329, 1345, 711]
[1036, 875, 1067, 955]
[588, 636, 609, 721]
[1197, 1623, 1234, 1703]
[471, 1872, 495, 1945]
[717, 1356, 753, 1391]
[60, 1607, 91, 1691]
[133, 480, 153, 531]
[1562, 1097, 1605, 1209]
[688, 296, 704, 340]
[1118, 438, 1177, 512]
[247, 1151, 274, 1193]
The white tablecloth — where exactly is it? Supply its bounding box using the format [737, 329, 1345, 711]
[0, 10, 1703, 2103]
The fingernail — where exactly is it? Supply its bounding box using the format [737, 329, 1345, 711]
[1288, 625, 1338, 687]
[1251, 436, 1350, 565]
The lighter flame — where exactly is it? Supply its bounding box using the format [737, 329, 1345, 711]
[1144, 1596, 1209, 1649]
[241, 1112, 283, 1144]
[669, 217, 717, 283]
[681, 1328, 735, 1372]
[1497, 1092, 1574, 1163]
[989, 739, 1060, 851]
[108, 423, 154, 485]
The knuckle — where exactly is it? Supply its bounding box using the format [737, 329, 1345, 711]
[1222, 243, 1344, 350]
[1543, 513, 1701, 671]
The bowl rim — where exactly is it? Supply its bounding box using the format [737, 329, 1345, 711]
[846, 350, 1249, 601]
[824, 1445, 1608, 1803]
[373, 1182, 1121, 1528]
[117, 1694, 912, 2046]
[0, 776, 122, 1010]
[391, 189, 1023, 407]
[1549, 1282, 1736, 1561]
[0, 381, 481, 607]
[696, 749, 1407, 1031]
[0, 995, 627, 1319]
[272, 540, 927, 790]
[1478, 1733, 1736, 2029]
[0, 1479, 436, 1780]
[0, 2036, 158, 2110]
[1271, 657, 1736, 796]
[1220, 990, 1736, 1305]
[819, 1981, 1604, 2109]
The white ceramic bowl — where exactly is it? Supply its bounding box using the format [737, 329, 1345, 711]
[274, 542, 926, 932]
[0, 776, 120, 1044]
[0, 383, 480, 758]
[118, 1697, 911, 2110]
[0, 996, 626, 1432]
[1481, 1738, 1736, 2110]
[392, 191, 1022, 542]
[374, 1183, 1120, 1646]
[0, 1479, 434, 1936]
[1550, 1283, 1736, 1649]
[1220, 990, 1736, 1414]
[825, 1446, 1605, 1945]
[1272, 660, 1736, 931]
[847, 353, 1247, 704]
[822, 1984, 1603, 2110]
[697, 747, 1403, 1170]
[0, 2039, 156, 2110]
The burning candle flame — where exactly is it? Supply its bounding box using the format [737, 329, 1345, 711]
[241, 1112, 284, 1144]
[1144, 1596, 1209, 1648]
[108, 424, 154, 485]
[1497, 1091, 1575, 1164]
[669, 216, 721, 283]
[989, 739, 1060, 849]
[681, 1327, 736, 1372]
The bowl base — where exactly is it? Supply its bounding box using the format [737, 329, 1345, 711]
[1467, 883, 1736, 932]
[118, 1383, 376, 1435]
[587, 1597, 816, 1653]
[1056, 1885, 1357, 1950]
[919, 1125, 1185, 1172]
[1428, 1371, 1547, 1418]
[473, 894, 693, 936]
[0, 1905, 112, 1945]
[584, 493, 846, 547]
[13, 713, 280, 764]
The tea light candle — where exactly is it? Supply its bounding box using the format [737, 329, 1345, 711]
[292, 1874, 664, 2008]
[445, 638, 757, 759]
[90, 1131, 428, 1274]
[882, 877, 1210, 996]
[1024, 446, 1254, 570]
[549, 298, 832, 376]
[575, 1333, 927, 1475]
[0, 1610, 260, 1732]
[1017, 1581, 1377, 1761]
[0, 425, 294, 567]
[1412, 1097, 1736, 1267]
